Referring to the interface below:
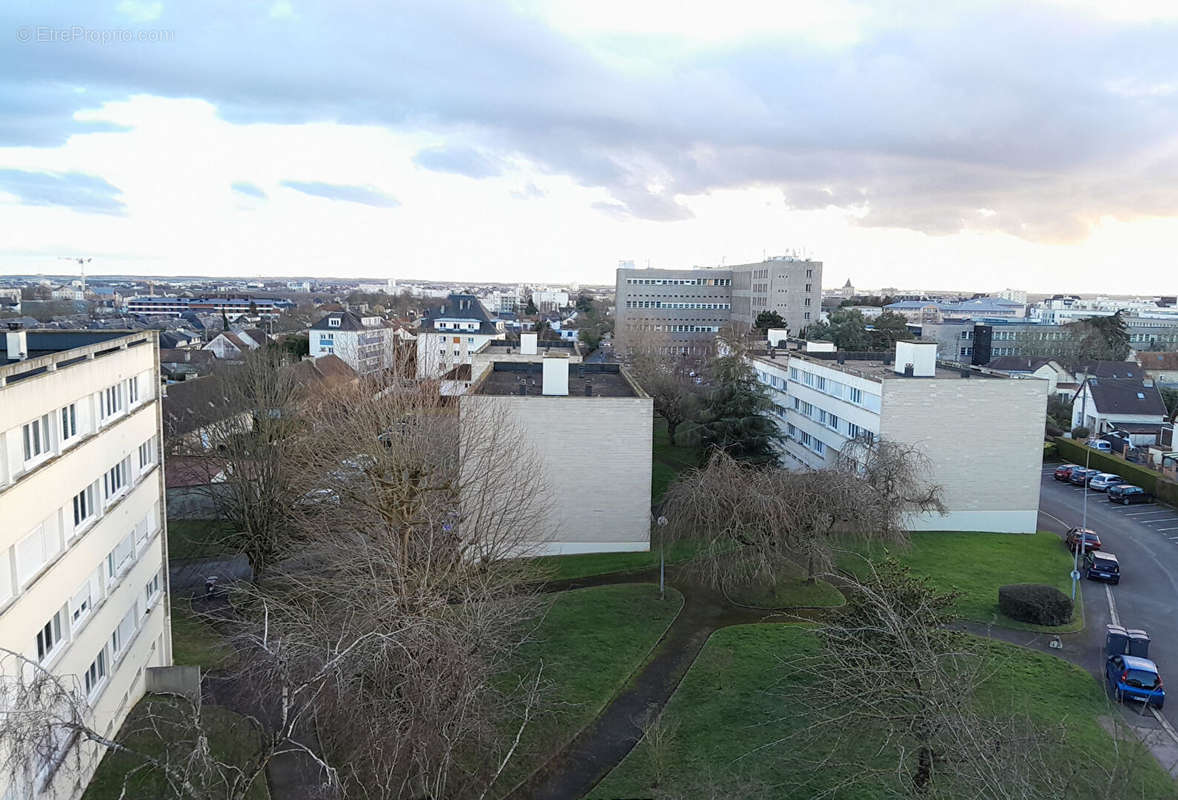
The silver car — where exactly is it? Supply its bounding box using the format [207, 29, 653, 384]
[1089, 473, 1125, 492]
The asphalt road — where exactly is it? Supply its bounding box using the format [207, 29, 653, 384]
[1038, 468, 1178, 738]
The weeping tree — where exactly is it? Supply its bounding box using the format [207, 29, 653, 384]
[662, 436, 945, 588]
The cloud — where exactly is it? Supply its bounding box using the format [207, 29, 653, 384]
[413, 145, 504, 178]
[231, 180, 267, 199]
[5, 1, 1178, 238]
[0, 169, 126, 215]
[510, 182, 546, 200]
[280, 180, 399, 208]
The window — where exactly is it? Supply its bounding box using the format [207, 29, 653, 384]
[73, 483, 98, 528]
[127, 376, 140, 405]
[60, 404, 77, 442]
[828, 413, 839, 431]
[144, 572, 161, 607]
[789, 367, 798, 380]
[813, 439, 825, 455]
[84, 648, 107, 697]
[847, 422, 861, 439]
[35, 609, 64, 662]
[787, 423, 796, 437]
[104, 458, 131, 501]
[22, 414, 52, 463]
[70, 577, 95, 628]
[138, 437, 156, 472]
[815, 376, 826, 391]
[100, 384, 123, 419]
[849, 387, 863, 404]
[107, 534, 135, 583]
[328, 317, 341, 327]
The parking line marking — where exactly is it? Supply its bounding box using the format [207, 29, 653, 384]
[1126, 512, 1172, 517]
[1160, 528, 1178, 533]
[1150, 707, 1178, 748]
[1106, 584, 1120, 627]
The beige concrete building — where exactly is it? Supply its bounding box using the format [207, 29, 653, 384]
[614, 257, 822, 353]
[1, 330, 171, 800]
[459, 358, 652, 554]
[749, 340, 1047, 533]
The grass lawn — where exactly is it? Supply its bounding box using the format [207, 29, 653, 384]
[166, 519, 237, 562]
[493, 583, 683, 796]
[84, 696, 268, 800]
[651, 417, 704, 501]
[839, 531, 1084, 632]
[592, 625, 1174, 800]
[725, 572, 844, 609]
[169, 597, 233, 669]
[535, 540, 704, 581]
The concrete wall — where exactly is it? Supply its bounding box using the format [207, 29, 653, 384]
[0, 336, 171, 800]
[880, 377, 1047, 533]
[460, 393, 653, 554]
[614, 267, 733, 352]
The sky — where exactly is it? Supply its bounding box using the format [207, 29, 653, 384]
[2, 0, 1178, 293]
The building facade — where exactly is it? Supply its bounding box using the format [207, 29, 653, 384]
[459, 358, 652, 555]
[415, 295, 505, 379]
[614, 257, 823, 352]
[1, 330, 171, 800]
[127, 297, 291, 319]
[309, 311, 400, 376]
[750, 341, 1046, 533]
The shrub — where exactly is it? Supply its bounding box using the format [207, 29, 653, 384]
[1071, 426, 1090, 439]
[1042, 442, 1058, 461]
[1054, 437, 1160, 493]
[999, 584, 1073, 626]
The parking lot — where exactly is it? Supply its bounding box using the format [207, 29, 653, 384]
[1039, 468, 1178, 764]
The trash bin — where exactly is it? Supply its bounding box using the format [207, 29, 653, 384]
[1127, 629, 1151, 659]
[1105, 624, 1129, 657]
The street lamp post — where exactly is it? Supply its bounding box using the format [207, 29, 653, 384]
[1071, 445, 1092, 601]
[656, 515, 668, 600]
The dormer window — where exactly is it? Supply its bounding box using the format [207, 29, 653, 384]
[328, 318, 341, 328]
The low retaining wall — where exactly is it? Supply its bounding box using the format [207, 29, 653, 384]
[146, 665, 201, 701]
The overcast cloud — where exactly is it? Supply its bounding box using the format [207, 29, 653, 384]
[2, 0, 1178, 289]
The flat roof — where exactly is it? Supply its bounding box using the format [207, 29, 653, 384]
[751, 349, 1006, 382]
[472, 362, 639, 397]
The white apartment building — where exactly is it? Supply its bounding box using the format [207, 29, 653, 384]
[750, 340, 1047, 533]
[1, 330, 171, 800]
[531, 290, 570, 312]
[415, 295, 505, 379]
[309, 311, 403, 376]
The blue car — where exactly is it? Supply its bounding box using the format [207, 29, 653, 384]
[1106, 654, 1165, 708]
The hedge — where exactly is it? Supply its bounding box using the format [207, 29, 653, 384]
[1053, 437, 1159, 493]
[1042, 442, 1057, 461]
[999, 583, 1073, 626]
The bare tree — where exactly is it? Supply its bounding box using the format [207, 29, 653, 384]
[168, 348, 303, 578]
[662, 437, 944, 588]
[623, 328, 706, 445]
[763, 559, 1151, 798]
[233, 376, 552, 799]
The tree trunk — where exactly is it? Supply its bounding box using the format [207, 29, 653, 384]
[667, 418, 679, 446]
[913, 744, 933, 794]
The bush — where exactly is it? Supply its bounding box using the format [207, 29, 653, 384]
[1071, 426, 1090, 439]
[1054, 437, 1160, 493]
[1042, 442, 1058, 461]
[999, 584, 1073, 626]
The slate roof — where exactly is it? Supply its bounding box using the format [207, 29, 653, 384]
[162, 376, 241, 438]
[159, 348, 216, 369]
[418, 294, 499, 335]
[1085, 378, 1168, 417]
[290, 354, 359, 387]
[985, 356, 1057, 372]
[310, 310, 373, 331]
[1074, 360, 1141, 379]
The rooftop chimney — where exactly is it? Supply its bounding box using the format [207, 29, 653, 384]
[6, 329, 27, 362]
[520, 332, 538, 355]
[542, 354, 569, 396]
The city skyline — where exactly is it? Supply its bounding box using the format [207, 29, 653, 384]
[3, 1, 1178, 292]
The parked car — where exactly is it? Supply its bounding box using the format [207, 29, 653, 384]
[1069, 467, 1097, 486]
[1054, 464, 1079, 481]
[1088, 473, 1126, 492]
[1084, 551, 1120, 584]
[1106, 654, 1165, 708]
[1066, 527, 1102, 553]
[1108, 484, 1155, 505]
[1088, 439, 1113, 452]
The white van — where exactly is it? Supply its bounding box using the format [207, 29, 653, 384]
[1088, 439, 1112, 452]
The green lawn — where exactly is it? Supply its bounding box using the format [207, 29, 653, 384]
[593, 625, 1173, 799]
[166, 519, 237, 562]
[169, 597, 233, 669]
[535, 539, 704, 581]
[651, 417, 704, 501]
[839, 531, 1084, 632]
[725, 572, 844, 609]
[493, 583, 683, 796]
[84, 696, 269, 800]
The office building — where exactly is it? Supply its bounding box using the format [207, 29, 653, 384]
[127, 297, 291, 319]
[749, 340, 1046, 533]
[614, 257, 822, 352]
[1, 330, 171, 800]
[459, 358, 652, 554]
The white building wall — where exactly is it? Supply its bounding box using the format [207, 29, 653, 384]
[416, 331, 500, 379]
[459, 393, 653, 555]
[880, 377, 1046, 533]
[0, 334, 170, 800]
